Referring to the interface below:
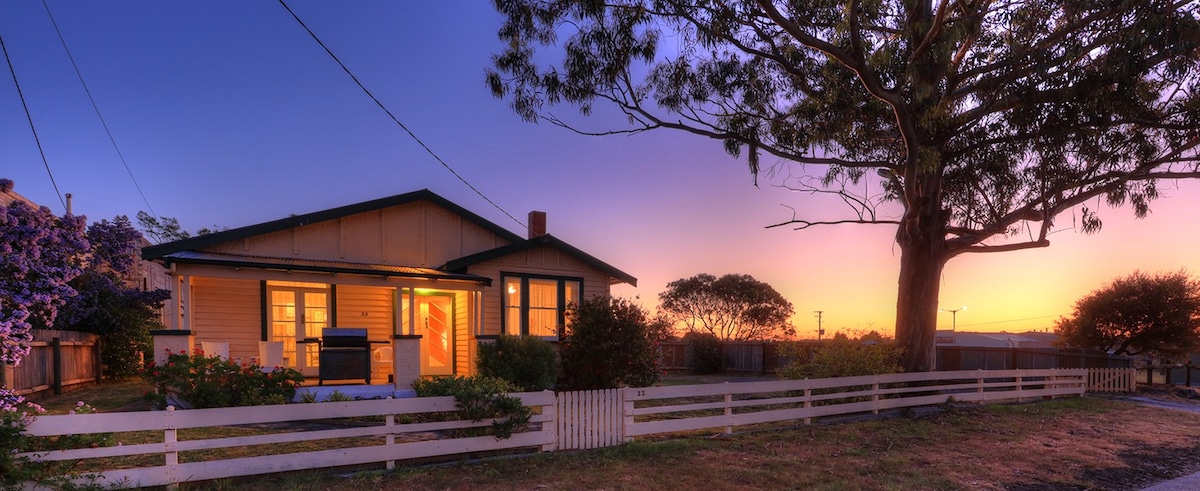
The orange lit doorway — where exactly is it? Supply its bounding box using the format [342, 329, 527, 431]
[416, 293, 454, 376]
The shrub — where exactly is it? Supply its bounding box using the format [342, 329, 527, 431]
[683, 331, 724, 374]
[141, 350, 305, 409]
[778, 339, 902, 380]
[411, 375, 531, 439]
[476, 334, 559, 391]
[558, 296, 665, 390]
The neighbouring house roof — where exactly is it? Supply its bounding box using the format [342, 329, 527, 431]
[142, 189, 524, 260]
[442, 234, 638, 287]
[160, 251, 492, 285]
[935, 330, 1058, 348]
[0, 181, 36, 208]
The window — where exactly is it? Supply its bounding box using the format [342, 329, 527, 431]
[501, 274, 581, 339]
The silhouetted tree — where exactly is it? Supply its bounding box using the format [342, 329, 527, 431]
[659, 273, 794, 341]
[1056, 270, 1200, 361]
[488, 0, 1200, 371]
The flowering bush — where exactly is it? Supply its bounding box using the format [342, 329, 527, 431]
[1, 389, 109, 488]
[141, 350, 305, 409]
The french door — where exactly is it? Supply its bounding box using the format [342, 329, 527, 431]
[268, 282, 329, 376]
[417, 294, 454, 376]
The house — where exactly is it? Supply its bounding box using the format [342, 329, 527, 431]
[141, 189, 636, 391]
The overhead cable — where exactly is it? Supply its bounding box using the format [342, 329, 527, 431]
[277, 0, 525, 229]
[42, 0, 158, 218]
[0, 30, 66, 211]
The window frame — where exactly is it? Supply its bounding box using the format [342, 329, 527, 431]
[500, 272, 583, 340]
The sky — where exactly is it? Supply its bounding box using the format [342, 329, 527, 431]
[3, 2, 1199, 338]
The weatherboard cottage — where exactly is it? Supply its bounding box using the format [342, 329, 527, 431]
[142, 189, 635, 392]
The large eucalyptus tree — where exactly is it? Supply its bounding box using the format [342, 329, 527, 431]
[487, 0, 1200, 371]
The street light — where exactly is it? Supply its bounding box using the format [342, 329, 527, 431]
[940, 306, 966, 331]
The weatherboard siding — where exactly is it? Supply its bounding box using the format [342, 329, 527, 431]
[454, 290, 471, 375]
[201, 200, 509, 267]
[191, 277, 261, 360]
[334, 285, 394, 343]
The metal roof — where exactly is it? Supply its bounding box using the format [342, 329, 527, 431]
[161, 251, 492, 285]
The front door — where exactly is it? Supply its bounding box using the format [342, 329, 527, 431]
[417, 294, 454, 376]
[268, 283, 329, 377]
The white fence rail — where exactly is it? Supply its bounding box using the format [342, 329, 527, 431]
[21, 369, 1089, 487]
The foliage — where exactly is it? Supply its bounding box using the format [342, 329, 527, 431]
[0, 186, 89, 367]
[476, 334, 559, 391]
[411, 375, 531, 439]
[558, 296, 666, 390]
[135, 211, 221, 244]
[488, 1, 1200, 372]
[1056, 270, 1200, 361]
[2, 392, 109, 489]
[778, 338, 901, 380]
[659, 273, 794, 341]
[140, 350, 304, 409]
[682, 331, 723, 374]
[53, 216, 170, 377]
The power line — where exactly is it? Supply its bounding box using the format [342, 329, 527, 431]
[277, 0, 525, 230]
[955, 314, 1064, 329]
[1, 30, 66, 211]
[41, 0, 158, 218]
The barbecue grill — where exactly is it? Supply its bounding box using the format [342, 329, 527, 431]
[317, 328, 370, 385]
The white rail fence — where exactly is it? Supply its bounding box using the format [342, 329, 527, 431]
[22, 369, 1088, 487]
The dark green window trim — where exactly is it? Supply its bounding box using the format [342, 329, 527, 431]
[259, 280, 268, 341]
[500, 272, 583, 339]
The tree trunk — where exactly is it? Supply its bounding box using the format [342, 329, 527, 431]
[894, 194, 950, 372]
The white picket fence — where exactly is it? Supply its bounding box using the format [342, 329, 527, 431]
[21, 369, 1088, 487]
[1086, 367, 1138, 392]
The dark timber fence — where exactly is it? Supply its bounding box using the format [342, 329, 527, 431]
[1, 329, 101, 400]
[661, 341, 1129, 374]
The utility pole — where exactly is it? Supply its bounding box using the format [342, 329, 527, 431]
[814, 311, 824, 341]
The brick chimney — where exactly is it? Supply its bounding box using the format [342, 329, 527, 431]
[528, 211, 547, 239]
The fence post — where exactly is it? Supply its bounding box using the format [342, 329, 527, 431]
[724, 382, 733, 435]
[977, 370, 984, 403]
[52, 337, 63, 396]
[164, 406, 178, 488]
[385, 412, 396, 470]
[1188, 361, 1193, 388]
[803, 383, 812, 425]
[1014, 369, 1023, 402]
[622, 388, 635, 443]
[1147, 366, 1154, 386]
[94, 337, 103, 384]
[871, 381, 880, 414]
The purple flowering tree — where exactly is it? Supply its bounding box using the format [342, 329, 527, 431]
[55, 216, 171, 376]
[0, 179, 89, 374]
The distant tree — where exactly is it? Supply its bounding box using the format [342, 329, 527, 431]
[659, 273, 794, 341]
[0, 184, 89, 369]
[54, 216, 171, 376]
[1056, 271, 1200, 361]
[489, 1, 1200, 372]
[559, 296, 666, 389]
[136, 211, 222, 244]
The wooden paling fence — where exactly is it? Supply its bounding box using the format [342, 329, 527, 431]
[22, 369, 1090, 488]
[1086, 367, 1137, 392]
[4, 329, 101, 399]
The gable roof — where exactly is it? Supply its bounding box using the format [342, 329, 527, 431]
[142, 189, 524, 260]
[441, 234, 637, 287]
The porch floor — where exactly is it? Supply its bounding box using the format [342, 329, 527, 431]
[294, 383, 416, 402]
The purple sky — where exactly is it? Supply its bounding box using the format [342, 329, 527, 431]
[4, 2, 1199, 336]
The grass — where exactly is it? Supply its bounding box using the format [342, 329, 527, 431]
[26, 378, 1200, 490]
